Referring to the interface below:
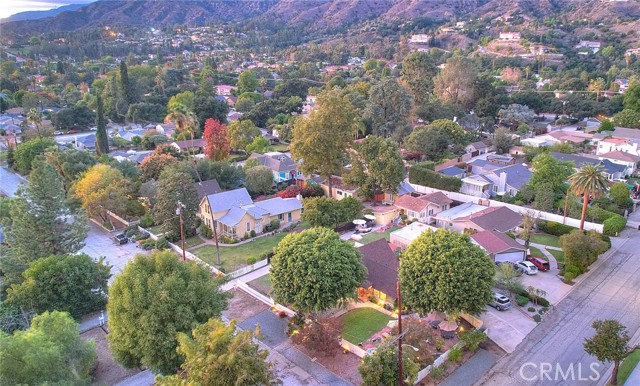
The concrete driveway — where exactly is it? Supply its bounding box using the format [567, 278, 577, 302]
[520, 268, 573, 305]
[481, 304, 537, 354]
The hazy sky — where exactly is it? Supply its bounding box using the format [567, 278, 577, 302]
[1, 0, 94, 19]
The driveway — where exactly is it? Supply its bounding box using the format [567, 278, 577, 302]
[520, 269, 573, 305]
[480, 305, 537, 354]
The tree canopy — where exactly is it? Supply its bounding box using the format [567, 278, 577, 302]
[153, 171, 199, 239]
[244, 165, 274, 195]
[365, 77, 413, 142]
[73, 164, 131, 226]
[358, 344, 419, 386]
[203, 118, 230, 161]
[584, 320, 631, 385]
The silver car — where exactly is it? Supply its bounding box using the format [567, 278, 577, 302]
[489, 292, 512, 311]
[515, 260, 539, 275]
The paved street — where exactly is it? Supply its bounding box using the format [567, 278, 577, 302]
[0, 166, 25, 197]
[477, 229, 640, 386]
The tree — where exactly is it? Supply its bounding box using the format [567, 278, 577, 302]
[140, 152, 179, 181]
[107, 251, 228, 374]
[589, 78, 606, 102]
[434, 55, 477, 108]
[227, 120, 260, 152]
[301, 196, 362, 228]
[344, 135, 404, 199]
[291, 89, 358, 197]
[405, 125, 450, 161]
[568, 164, 609, 230]
[399, 229, 495, 315]
[196, 159, 245, 190]
[614, 109, 640, 128]
[0, 311, 96, 386]
[530, 152, 574, 194]
[622, 83, 640, 112]
[6, 254, 110, 319]
[245, 136, 270, 154]
[560, 230, 608, 273]
[245, 165, 274, 195]
[119, 60, 136, 104]
[52, 106, 95, 131]
[358, 344, 419, 386]
[498, 104, 536, 128]
[12, 137, 57, 174]
[95, 92, 109, 155]
[400, 51, 437, 108]
[203, 118, 230, 161]
[584, 320, 631, 385]
[155, 318, 274, 386]
[73, 164, 130, 226]
[365, 77, 413, 142]
[493, 127, 513, 155]
[533, 183, 556, 212]
[153, 172, 199, 239]
[494, 263, 523, 297]
[238, 70, 259, 94]
[4, 158, 88, 269]
[45, 149, 97, 190]
[610, 181, 632, 208]
[270, 227, 366, 313]
[291, 317, 342, 357]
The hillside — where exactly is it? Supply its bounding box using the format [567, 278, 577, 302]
[0, 3, 93, 24]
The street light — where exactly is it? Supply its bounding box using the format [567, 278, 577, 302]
[176, 201, 186, 261]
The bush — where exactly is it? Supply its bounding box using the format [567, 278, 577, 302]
[603, 215, 626, 236]
[140, 212, 154, 228]
[246, 256, 257, 265]
[250, 230, 256, 237]
[430, 366, 445, 379]
[155, 236, 169, 250]
[435, 337, 445, 351]
[601, 234, 611, 249]
[126, 200, 146, 218]
[124, 224, 138, 237]
[516, 295, 529, 307]
[448, 347, 463, 363]
[459, 330, 487, 352]
[198, 223, 213, 239]
[409, 162, 462, 191]
[533, 314, 542, 323]
[264, 219, 280, 232]
[528, 307, 536, 312]
[538, 221, 574, 237]
[537, 297, 550, 307]
[135, 231, 150, 241]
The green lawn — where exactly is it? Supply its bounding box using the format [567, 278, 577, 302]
[339, 308, 393, 344]
[184, 235, 205, 249]
[618, 349, 640, 385]
[193, 232, 288, 273]
[548, 249, 565, 263]
[269, 143, 289, 152]
[528, 246, 546, 259]
[358, 226, 401, 245]
[148, 225, 164, 235]
[247, 274, 272, 297]
[530, 233, 561, 248]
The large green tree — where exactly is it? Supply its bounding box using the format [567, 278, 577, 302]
[0, 311, 96, 386]
[344, 135, 404, 199]
[270, 227, 366, 313]
[405, 125, 450, 161]
[238, 70, 259, 94]
[301, 196, 362, 228]
[45, 149, 97, 191]
[153, 172, 199, 239]
[107, 251, 228, 374]
[400, 51, 437, 108]
[365, 77, 413, 142]
[227, 120, 261, 152]
[12, 137, 57, 174]
[155, 319, 274, 386]
[244, 165, 274, 195]
[290, 89, 359, 197]
[434, 55, 478, 108]
[529, 152, 574, 194]
[95, 92, 109, 155]
[584, 320, 631, 385]
[399, 229, 494, 315]
[6, 254, 111, 319]
[358, 344, 419, 386]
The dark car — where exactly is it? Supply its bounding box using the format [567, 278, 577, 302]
[113, 233, 129, 245]
[527, 256, 550, 271]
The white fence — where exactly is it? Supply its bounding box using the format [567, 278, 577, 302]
[414, 341, 465, 384]
[409, 183, 604, 233]
[228, 258, 269, 279]
[340, 339, 368, 358]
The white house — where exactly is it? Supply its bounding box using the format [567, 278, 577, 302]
[596, 137, 639, 156]
[499, 32, 521, 41]
[598, 151, 640, 176]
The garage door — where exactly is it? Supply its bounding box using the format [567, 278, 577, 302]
[495, 250, 525, 263]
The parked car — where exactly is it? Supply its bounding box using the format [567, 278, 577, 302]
[489, 292, 512, 311]
[113, 233, 128, 245]
[515, 260, 539, 275]
[53, 131, 63, 135]
[527, 256, 550, 271]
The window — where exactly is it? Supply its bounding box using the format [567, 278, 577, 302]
[278, 213, 284, 221]
[337, 190, 343, 196]
[493, 185, 498, 193]
[246, 222, 251, 232]
[288, 212, 292, 222]
[428, 209, 434, 216]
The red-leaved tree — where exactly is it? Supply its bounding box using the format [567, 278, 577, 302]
[203, 118, 230, 161]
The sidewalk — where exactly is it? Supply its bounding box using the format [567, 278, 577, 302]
[221, 264, 270, 291]
[626, 365, 640, 386]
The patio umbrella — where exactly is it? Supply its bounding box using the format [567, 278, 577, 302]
[387, 320, 398, 328]
[427, 310, 446, 321]
[438, 320, 458, 332]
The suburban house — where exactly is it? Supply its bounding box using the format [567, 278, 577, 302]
[199, 188, 302, 240]
[320, 176, 358, 200]
[74, 134, 106, 151]
[483, 164, 532, 197]
[358, 239, 399, 304]
[194, 178, 222, 200]
[394, 192, 453, 223]
[465, 141, 490, 156]
[551, 152, 627, 181]
[382, 181, 415, 205]
[215, 85, 237, 96]
[596, 137, 639, 156]
[249, 152, 299, 184]
[597, 151, 640, 176]
[460, 175, 493, 198]
[575, 40, 601, 54]
[390, 222, 438, 250]
[171, 138, 207, 154]
[434, 203, 522, 234]
[471, 230, 527, 263]
[468, 159, 503, 175]
[499, 32, 521, 41]
[439, 166, 466, 179]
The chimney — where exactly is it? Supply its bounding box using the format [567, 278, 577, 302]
[296, 194, 303, 202]
[499, 172, 507, 192]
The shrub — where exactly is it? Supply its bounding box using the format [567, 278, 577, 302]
[124, 224, 138, 237]
[603, 215, 626, 236]
[528, 307, 536, 312]
[199, 223, 213, 239]
[409, 162, 462, 191]
[246, 256, 257, 265]
[435, 337, 445, 351]
[533, 314, 542, 323]
[126, 199, 146, 217]
[140, 213, 154, 228]
[537, 297, 550, 307]
[448, 347, 463, 363]
[264, 219, 280, 232]
[155, 237, 169, 250]
[430, 366, 445, 379]
[250, 230, 256, 238]
[516, 295, 529, 307]
[600, 234, 611, 249]
[538, 221, 574, 237]
[135, 231, 150, 241]
[459, 330, 487, 352]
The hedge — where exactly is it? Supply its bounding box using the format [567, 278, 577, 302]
[603, 215, 626, 236]
[409, 163, 462, 192]
[538, 221, 574, 237]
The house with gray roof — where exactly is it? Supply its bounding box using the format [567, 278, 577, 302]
[439, 166, 466, 178]
[551, 152, 626, 181]
[198, 188, 302, 240]
[249, 152, 300, 183]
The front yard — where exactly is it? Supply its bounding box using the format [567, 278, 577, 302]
[530, 233, 561, 248]
[192, 233, 288, 273]
[548, 249, 565, 263]
[339, 308, 393, 344]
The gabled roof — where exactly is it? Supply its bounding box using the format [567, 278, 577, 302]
[423, 191, 453, 207]
[397, 181, 415, 196]
[195, 179, 222, 199]
[491, 164, 532, 190]
[394, 194, 429, 212]
[599, 151, 640, 163]
[612, 127, 640, 141]
[217, 207, 248, 226]
[358, 239, 399, 298]
[551, 152, 625, 175]
[249, 152, 297, 173]
[468, 141, 488, 150]
[206, 188, 253, 213]
[254, 197, 302, 216]
[471, 230, 526, 255]
[436, 202, 487, 221]
[439, 166, 466, 177]
[463, 206, 523, 232]
[172, 138, 206, 150]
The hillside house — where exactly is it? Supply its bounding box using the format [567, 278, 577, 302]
[499, 32, 521, 41]
[466, 141, 490, 156]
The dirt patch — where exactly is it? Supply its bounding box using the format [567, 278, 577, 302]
[296, 344, 363, 385]
[80, 327, 141, 385]
[223, 288, 270, 323]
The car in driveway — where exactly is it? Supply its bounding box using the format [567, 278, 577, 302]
[527, 256, 550, 271]
[515, 260, 538, 275]
[489, 292, 512, 311]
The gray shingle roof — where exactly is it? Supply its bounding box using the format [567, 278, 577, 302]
[218, 207, 248, 226]
[249, 152, 297, 173]
[195, 179, 222, 199]
[254, 197, 302, 216]
[493, 164, 532, 190]
[439, 166, 466, 177]
[207, 188, 253, 213]
[551, 152, 625, 175]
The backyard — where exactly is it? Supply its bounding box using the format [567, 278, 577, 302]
[247, 274, 272, 297]
[357, 226, 401, 245]
[193, 233, 288, 273]
[339, 308, 393, 344]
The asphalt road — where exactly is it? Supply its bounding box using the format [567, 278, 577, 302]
[0, 166, 25, 196]
[477, 229, 640, 386]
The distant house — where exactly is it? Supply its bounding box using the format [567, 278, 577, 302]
[596, 137, 639, 156]
[74, 134, 98, 151]
[358, 239, 399, 304]
[382, 181, 415, 204]
[171, 138, 206, 153]
[439, 166, 466, 179]
[194, 178, 222, 200]
[216, 85, 237, 96]
[465, 141, 489, 156]
[483, 164, 532, 197]
[460, 174, 493, 198]
[320, 176, 358, 200]
[499, 32, 521, 41]
[597, 151, 640, 176]
[394, 192, 453, 223]
[614, 79, 629, 94]
[471, 230, 527, 263]
[551, 152, 626, 181]
[199, 188, 302, 240]
[575, 40, 601, 54]
[468, 159, 502, 175]
[435, 203, 522, 234]
[248, 152, 299, 184]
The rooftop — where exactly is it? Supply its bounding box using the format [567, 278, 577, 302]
[471, 230, 526, 255]
[435, 202, 487, 221]
[390, 222, 438, 243]
[358, 239, 399, 297]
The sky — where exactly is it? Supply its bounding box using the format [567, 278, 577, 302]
[1, 0, 95, 19]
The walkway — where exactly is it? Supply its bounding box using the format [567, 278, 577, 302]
[221, 264, 270, 291]
[440, 349, 498, 386]
[515, 239, 560, 269]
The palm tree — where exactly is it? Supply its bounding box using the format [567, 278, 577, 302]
[568, 164, 609, 230]
[164, 103, 202, 180]
[588, 78, 605, 102]
[27, 108, 44, 140]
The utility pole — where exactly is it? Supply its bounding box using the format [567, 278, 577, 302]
[397, 280, 403, 386]
[176, 201, 186, 261]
